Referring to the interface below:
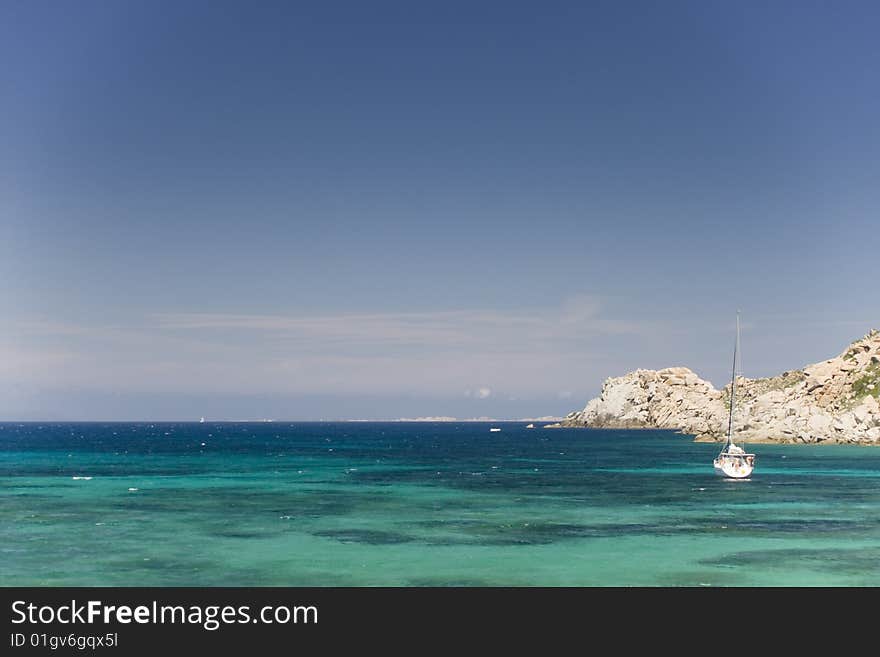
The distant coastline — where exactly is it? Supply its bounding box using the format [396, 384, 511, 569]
[390, 416, 563, 423]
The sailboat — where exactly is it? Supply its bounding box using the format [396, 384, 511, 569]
[713, 313, 756, 479]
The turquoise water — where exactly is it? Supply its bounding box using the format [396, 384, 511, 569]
[2, 422, 879, 586]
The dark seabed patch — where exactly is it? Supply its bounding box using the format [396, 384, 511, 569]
[406, 578, 497, 587]
[699, 547, 880, 577]
[313, 529, 415, 545]
[209, 529, 277, 540]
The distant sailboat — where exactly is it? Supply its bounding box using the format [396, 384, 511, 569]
[713, 313, 756, 479]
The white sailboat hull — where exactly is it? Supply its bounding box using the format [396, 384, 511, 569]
[713, 455, 754, 479]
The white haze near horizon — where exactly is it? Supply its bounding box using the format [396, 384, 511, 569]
[1, 298, 877, 420]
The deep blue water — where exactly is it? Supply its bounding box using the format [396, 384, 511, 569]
[2, 422, 879, 585]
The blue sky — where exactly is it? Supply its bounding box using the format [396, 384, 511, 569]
[1, 1, 878, 420]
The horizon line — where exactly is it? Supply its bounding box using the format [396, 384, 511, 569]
[0, 417, 565, 423]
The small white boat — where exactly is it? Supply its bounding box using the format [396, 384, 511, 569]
[714, 313, 755, 479]
[199, 417, 205, 423]
[489, 427, 501, 432]
[525, 423, 535, 429]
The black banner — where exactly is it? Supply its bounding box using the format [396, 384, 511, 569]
[0, 587, 866, 654]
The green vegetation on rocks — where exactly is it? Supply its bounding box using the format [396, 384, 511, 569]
[852, 363, 880, 400]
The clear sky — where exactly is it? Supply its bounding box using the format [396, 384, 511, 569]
[2, 0, 878, 420]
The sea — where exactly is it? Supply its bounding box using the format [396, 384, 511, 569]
[2, 422, 879, 586]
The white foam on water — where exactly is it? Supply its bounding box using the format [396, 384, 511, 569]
[72, 476, 92, 480]
[128, 488, 139, 492]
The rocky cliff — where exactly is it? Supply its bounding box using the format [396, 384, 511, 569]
[562, 329, 880, 444]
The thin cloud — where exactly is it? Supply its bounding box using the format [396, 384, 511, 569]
[152, 297, 643, 351]
[2, 297, 644, 398]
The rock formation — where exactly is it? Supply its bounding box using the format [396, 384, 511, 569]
[562, 329, 880, 444]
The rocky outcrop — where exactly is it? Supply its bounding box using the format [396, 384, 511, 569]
[562, 329, 880, 444]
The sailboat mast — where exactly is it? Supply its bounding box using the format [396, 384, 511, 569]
[725, 313, 740, 447]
